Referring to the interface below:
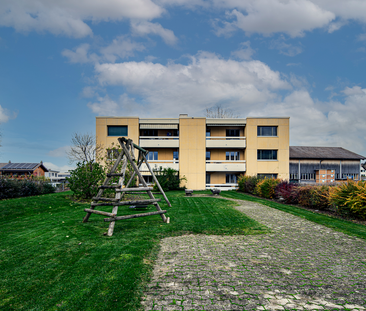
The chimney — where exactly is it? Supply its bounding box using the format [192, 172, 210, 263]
[179, 114, 188, 118]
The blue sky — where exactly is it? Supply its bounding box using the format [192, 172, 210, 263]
[1, 0, 366, 171]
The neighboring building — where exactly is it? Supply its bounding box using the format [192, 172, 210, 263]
[96, 114, 290, 190]
[45, 169, 60, 182]
[290, 146, 365, 183]
[0, 161, 49, 178]
[361, 163, 366, 180]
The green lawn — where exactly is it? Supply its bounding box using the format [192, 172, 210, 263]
[220, 190, 366, 240]
[0, 191, 266, 311]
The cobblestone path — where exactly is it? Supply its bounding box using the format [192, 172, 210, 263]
[142, 198, 366, 311]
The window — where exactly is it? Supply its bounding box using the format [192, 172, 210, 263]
[147, 151, 158, 161]
[173, 151, 179, 160]
[141, 129, 158, 136]
[108, 126, 128, 136]
[226, 129, 240, 137]
[257, 126, 277, 136]
[226, 174, 239, 183]
[206, 130, 211, 137]
[206, 173, 211, 184]
[257, 150, 278, 160]
[258, 174, 278, 179]
[206, 151, 211, 160]
[226, 151, 240, 161]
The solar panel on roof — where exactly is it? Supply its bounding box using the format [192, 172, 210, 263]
[1, 163, 39, 170]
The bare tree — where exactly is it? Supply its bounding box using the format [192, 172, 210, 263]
[67, 133, 101, 163]
[205, 105, 239, 118]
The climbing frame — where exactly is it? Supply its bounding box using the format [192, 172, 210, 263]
[83, 137, 171, 236]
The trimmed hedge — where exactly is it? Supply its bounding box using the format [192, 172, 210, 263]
[0, 178, 55, 200]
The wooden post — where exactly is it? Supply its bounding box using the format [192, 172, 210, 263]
[107, 140, 130, 236]
[83, 149, 125, 223]
[142, 153, 172, 207]
[118, 138, 167, 223]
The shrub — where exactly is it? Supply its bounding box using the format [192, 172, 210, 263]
[153, 167, 186, 191]
[253, 178, 280, 199]
[0, 178, 55, 200]
[310, 185, 330, 210]
[275, 181, 299, 204]
[237, 175, 261, 194]
[296, 185, 330, 210]
[67, 161, 105, 200]
[329, 180, 366, 220]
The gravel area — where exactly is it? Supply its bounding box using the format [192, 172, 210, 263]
[142, 198, 366, 311]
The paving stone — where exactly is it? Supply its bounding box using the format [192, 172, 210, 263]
[142, 198, 366, 311]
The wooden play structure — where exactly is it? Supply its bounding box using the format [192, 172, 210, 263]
[83, 137, 171, 236]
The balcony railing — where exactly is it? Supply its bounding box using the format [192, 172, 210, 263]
[139, 136, 179, 148]
[206, 160, 246, 172]
[140, 160, 179, 172]
[206, 137, 246, 148]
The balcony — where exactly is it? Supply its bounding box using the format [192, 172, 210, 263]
[140, 160, 179, 172]
[206, 137, 246, 148]
[139, 136, 179, 148]
[206, 160, 246, 172]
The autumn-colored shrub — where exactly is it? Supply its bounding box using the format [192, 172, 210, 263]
[311, 185, 330, 210]
[275, 181, 299, 204]
[253, 178, 281, 199]
[237, 175, 261, 194]
[297, 185, 330, 210]
[329, 180, 366, 220]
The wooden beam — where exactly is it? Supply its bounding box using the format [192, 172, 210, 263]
[91, 198, 161, 207]
[98, 185, 121, 189]
[115, 187, 153, 192]
[84, 209, 116, 217]
[104, 210, 167, 222]
[92, 197, 119, 202]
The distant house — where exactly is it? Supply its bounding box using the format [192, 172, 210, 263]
[45, 169, 60, 182]
[0, 161, 49, 178]
[290, 146, 365, 183]
[361, 163, 366, 180]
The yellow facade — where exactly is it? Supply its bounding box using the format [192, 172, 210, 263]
[178, 117, 206, 189]
[245, 118, 289, 180]
[96, 115, 290, 190]
[96, 117, 139, 155]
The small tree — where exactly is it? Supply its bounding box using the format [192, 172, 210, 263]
[67, 161, 105, 200]
[206, 105, 239, 118]
[153, 167, 186, 191]
[67, 133, 101, 164]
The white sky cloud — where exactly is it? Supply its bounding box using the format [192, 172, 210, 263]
[87, 94, 145, 116]
[62, 37, 146, 64]
[0, 105, 17, 123]
[2, 0, 366, 40]
[0, 0, 164, 37]
[131, 21, 178, 45]
[93, 52, 291, 116]
[100, 36, 146, 62]
[43, 161, 74, 173]
[270, 37, 303, 56]
[249, 88, 366, 154]
[231, 41, 255, 60]
[48, 146, 70, 157]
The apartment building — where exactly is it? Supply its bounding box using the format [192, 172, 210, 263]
[96, 114, 289, 190]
